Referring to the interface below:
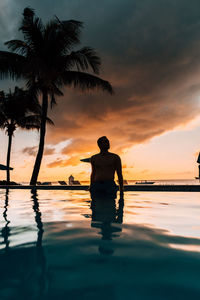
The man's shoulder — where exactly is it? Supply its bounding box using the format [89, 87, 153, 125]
[91, 154, 99, 158]
[109, 152, 121, 160]
[91, 154, 100, 161]
[91, 153, 120, 160]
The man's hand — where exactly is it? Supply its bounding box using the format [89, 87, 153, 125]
[116, 155, 124, 198]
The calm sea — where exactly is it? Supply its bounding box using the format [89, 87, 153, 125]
[0, 189, 200, 299]
[20, 179, 200, 185]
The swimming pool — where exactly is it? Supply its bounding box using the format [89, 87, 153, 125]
[0, 189, 200, 299]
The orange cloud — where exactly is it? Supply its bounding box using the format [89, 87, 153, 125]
[61, 138, 96, 156]
[47, 155, 84, 168]
[47, 159, 64, 168]
[45, 58, 200, 158]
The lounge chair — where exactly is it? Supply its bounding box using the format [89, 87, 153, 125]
[58, 181, 67, 185]
[41, 182, 52, 185]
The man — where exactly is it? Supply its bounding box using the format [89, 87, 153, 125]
[90, 136, 124, 199]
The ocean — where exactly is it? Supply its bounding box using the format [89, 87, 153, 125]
[0, 188, 200, 299]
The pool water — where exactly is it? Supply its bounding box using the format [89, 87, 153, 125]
[0, 189, 200, 299]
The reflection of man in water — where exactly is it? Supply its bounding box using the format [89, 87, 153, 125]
[90, 136, 124, 199]
[91, 197, 124, 255]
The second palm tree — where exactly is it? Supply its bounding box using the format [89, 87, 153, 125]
[0, 8, 113, 185]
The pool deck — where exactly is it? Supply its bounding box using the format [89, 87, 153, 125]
[0, 184, 200, 192]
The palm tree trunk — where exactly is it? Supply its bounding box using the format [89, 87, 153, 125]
[30, 90, 48, 185]
[6, 134, 12, 183]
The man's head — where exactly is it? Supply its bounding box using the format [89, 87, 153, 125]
[97, 136, 110, 151]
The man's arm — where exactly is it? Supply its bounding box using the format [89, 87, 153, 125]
[116, 155, 124, 198]
[90, 156, 96, 186]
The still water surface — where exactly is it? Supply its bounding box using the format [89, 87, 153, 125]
[0, 189, 200, 299]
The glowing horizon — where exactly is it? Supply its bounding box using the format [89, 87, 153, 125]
[0, 114, 200, 182]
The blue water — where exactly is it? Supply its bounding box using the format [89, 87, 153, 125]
[0, 189, 200, 299]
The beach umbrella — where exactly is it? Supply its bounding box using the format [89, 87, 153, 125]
[0, 164, 13, 170]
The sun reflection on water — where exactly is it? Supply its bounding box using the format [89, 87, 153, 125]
[0, 189, 200, 298]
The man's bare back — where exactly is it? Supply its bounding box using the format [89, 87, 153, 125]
[91, 152, 121, 182]
[90, 136, 124, 198]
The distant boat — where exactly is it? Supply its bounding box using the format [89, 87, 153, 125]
[135, 180, 155, 185]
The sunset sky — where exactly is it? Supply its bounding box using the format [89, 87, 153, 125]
[1, 0, 200, 182]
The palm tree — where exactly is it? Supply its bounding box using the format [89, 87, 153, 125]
[0, 8, 113, 185]
[0, 87, 41, 183]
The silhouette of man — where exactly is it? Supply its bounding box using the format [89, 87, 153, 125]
[90, 136, 124, 199]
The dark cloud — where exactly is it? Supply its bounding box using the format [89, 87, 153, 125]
[22, 146, 55, 156]
[2, 0, 200, 161]
[44, 147, 55, 155]
[22, 146, 37, 156]
[0, 2, 17, 48]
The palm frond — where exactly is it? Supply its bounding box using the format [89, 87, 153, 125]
[46, 116, 54, 126]
[0, 111, 7, 127]
[0, 90, 5, 98]
[0, 93, 7, 126]
[17, 114, 41, 130]
[51, 84, 64, 96]
[5, 40, 30, 55]
[26, 93, 41, 114]
[23, 7, 35, 18]
[66, 47, 101, 74]
[13, 86, 40, 115]
[19, 7, 44, 50]
[53, 17, 83, 50]
[26, 79, 41, 94]
[62, 71, 113, 94]
[50, 92, 57, 109]
[0, 86, 42, 131]
[0, 51, 25, 79]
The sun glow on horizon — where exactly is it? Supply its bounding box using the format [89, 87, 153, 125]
[0, 114, 200, 183]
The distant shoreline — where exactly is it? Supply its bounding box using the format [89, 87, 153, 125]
[0, 185, 200, 192]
